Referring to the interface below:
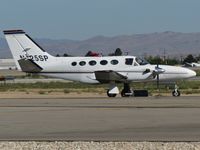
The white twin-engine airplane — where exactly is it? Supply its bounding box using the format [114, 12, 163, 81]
[185, 62, 200, 67]
[3, 30, 196, 97]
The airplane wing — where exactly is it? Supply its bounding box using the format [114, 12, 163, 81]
[184, 62, 193, 67]
[94, 70, 128, 83]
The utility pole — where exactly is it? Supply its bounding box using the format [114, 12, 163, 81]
[163, 49, 167, 64]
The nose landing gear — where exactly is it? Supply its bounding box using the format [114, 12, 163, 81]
[172, 84, 180, 97]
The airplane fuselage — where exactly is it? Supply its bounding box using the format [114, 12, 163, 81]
[36, 56, 196, 84]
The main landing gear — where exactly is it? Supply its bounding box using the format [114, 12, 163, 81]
[107, 91, 117, 97]
[107, 83, 134, 97]
[106, 83, 119, 97]
[121, 83, 134, 97]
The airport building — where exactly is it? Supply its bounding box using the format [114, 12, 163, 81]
[0, 59, 16, 68]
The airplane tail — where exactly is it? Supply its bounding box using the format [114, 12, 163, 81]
[3, 30, 54, 71]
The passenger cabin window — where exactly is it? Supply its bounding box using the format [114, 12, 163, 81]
[71, 62, 77, 66]
[111, 59, 119, 65]
[125, 58, 133, 65]
[79, 61, 86, 66]
[100, 60, 108, 65]
[89, 60, 97, 66]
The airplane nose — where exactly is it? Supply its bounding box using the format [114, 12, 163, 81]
[186, 69, 196, 78]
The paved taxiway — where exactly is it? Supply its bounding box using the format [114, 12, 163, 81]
[0, 96, 200, 141]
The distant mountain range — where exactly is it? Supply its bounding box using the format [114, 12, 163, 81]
[1, 31, 200, 58]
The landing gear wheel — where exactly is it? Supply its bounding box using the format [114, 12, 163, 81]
[121, 83, 133, 97]
[121, 89, 133, 97]
[172, 84, 180, 97]
[172, 90, 180, 97]
[107, 90, 117, 97]
[121, 89, 126, 97]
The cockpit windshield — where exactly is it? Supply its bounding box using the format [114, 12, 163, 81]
[135, 57, 149, 65]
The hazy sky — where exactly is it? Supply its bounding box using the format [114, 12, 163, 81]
[0, 0, 200, 40]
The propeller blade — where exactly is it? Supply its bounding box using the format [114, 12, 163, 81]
[156, 74, 159, 89]
[156, 60, 160, 90]
[143, 64, 165, 80]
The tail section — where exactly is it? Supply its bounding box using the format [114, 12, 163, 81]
[3, 30, 54, 71]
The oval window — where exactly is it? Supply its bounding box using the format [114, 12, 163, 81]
[71, 62, 77, 66]
[100, 60, 108, 65]
[79, 61, 86, 66]
[110, 59, 119, 65]
[89, 60, 97, 66]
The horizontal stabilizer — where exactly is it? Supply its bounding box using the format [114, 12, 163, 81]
[3, 30, 25, 34]
[18, 59, 43, 73]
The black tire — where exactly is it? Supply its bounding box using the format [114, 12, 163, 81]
[134, 90, 148, 97]
[172, 90, 181, 97]
[121, 89, 132, 97]
[107, 90, 117, 97]
[121, 89, 126, 97]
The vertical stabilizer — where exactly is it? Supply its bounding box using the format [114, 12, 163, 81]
[3, 30, 54, 71]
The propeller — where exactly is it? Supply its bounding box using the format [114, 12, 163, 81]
[156, 64, 160, 90]
[142, 57, 165, 88]
[153, 62, 165, 93]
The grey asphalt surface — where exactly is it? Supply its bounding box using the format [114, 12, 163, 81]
[0, 96, 200, 141]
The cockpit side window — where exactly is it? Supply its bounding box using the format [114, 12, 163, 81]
[135, 57, 149, 65]
[125, 58, 133, 65]
[134, 62, 138, 66]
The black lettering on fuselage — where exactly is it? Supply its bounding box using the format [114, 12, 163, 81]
[39, 55, 44, 61]
[44, 55, 48, 61]
[19, 55, 48, 61]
